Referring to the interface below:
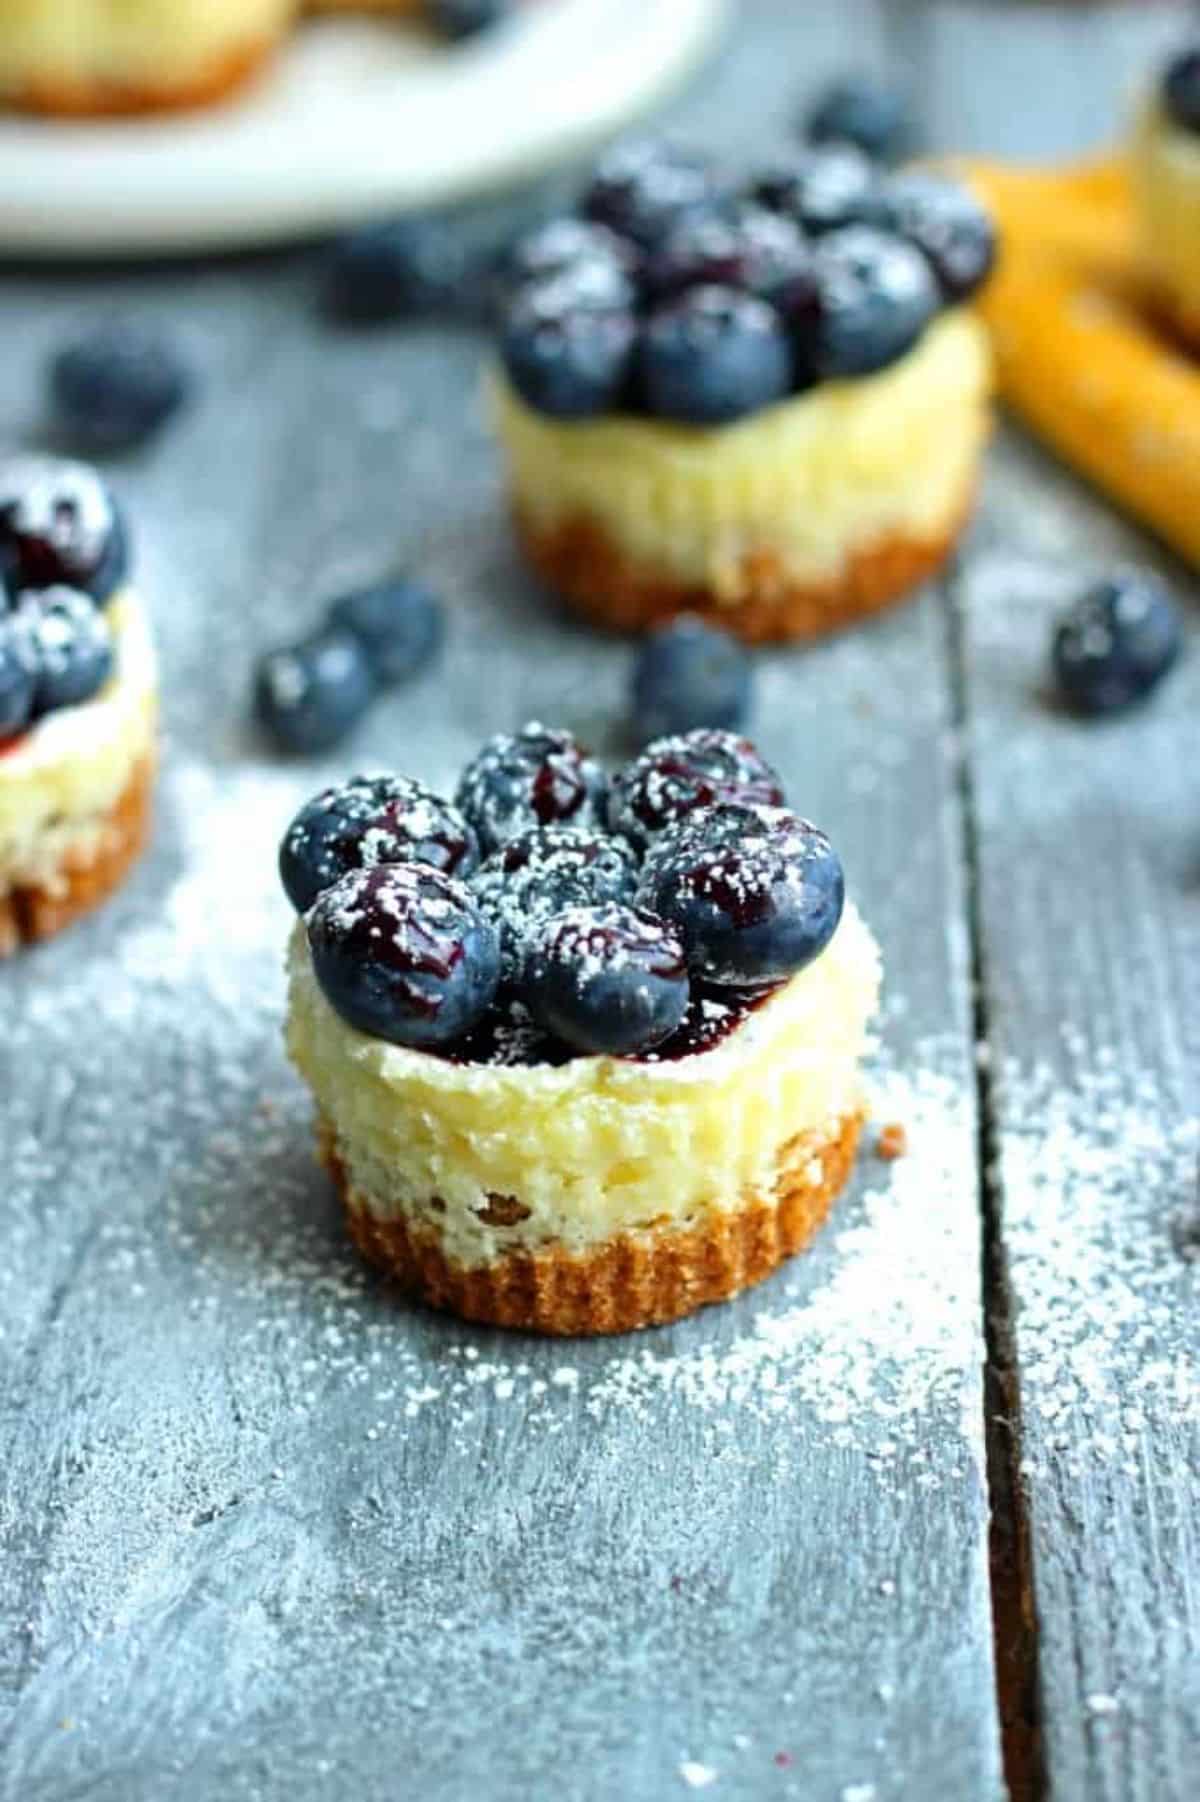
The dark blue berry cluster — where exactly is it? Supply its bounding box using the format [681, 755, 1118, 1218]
[281, 725, 845, 1060]
[1163, 44, 1200, 136]
[0, 457, 130, 740]
[498, 138, 996, 424]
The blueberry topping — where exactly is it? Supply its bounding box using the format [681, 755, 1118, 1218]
[644, 203, 814, 310]
[0, 608, 38, 736]
[15, 587, 114, 718]
[324, 215, 481, 325]
[522, 902, 689, 1056]
[280, 772, 479, 914]
[637, 285, 793, 425]
[1163, 45, 1200, 135]
[456, 722, 607, 853]
[872, 172, 997, 303]
[308, 863, 500, 1049]
[254, 626, 376, 755]
[631, 617, 752, 742]
[608, 727, 785, 852]
[431, 0, 509, 41]
[328, 578, 444, 687]
[501, 278, 636, 418]
[805, 77, 914, 164]
[0, 456, 129, 605]
[792, 226, 939, 380]
[752, 146, 878, 235]
[49, 323, 191, 453]
[1052, 572, 1182, 716]
[504, 217, 640, 310]
[639, 803, 844, 986]
[472, 825, 639, 980]
[583, 140, 719, 250]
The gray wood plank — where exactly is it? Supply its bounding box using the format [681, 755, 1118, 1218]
[958, 429, 1200, 1802]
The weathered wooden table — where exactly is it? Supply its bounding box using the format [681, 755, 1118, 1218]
[1, 5, 1197, 1799]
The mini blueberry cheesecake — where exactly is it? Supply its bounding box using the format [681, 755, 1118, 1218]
[490, 140, 996, 643]
[1133, 43, 1200, 349]
[282, 722, 881, 1335]
[0, 457, 156, 954]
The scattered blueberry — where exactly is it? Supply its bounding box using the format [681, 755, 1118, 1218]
[1052, 572, 1182, 716]
[254, 626, 376, 755]
[646, 204, 812, 306]
[472, 825, 638, 980]
[456, 722, 608, 852]
[0, 456, 129, 604]
[328, 578, 444, 687]
[639, 803, 844, 986]
[791, 226, 939, 380]
[501, 278, 636, 418]
[583, 140, 719, 250]
[16, 587, 114, 718]
[638, 285, 793, 425]
[805, 77, 913, 164]
[522, 902, 689, 1056]
[308, 863, 500, 1049]
[871, 172, 997, 302]
[631, 617, 752, 741]
[0, 609, 38, 736]
[1163, 45, 1200, 135]
[324, 215, 479, 325]
[608, 727, 785, 852]
[504, 217, 640, 310]
[431, 0, 509, 41]
[280, 772, 479, 914]
[752, 146, 878, 235]
[49, 323, 190, 453]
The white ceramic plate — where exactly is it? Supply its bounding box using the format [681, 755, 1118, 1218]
[0, 0, 726, 256]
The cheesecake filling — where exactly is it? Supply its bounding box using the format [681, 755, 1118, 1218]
[1133, 99, 1200, 331]
[0, 0, 296, 94]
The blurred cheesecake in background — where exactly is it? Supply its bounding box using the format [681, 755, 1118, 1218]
[1132, 40, 1200, 350]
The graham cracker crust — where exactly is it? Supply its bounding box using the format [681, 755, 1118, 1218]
[323, 1110, 863, 1336]
[0, 755, 154, 956]
[514, 503, 972, 645]
[8, 39, 276, 117]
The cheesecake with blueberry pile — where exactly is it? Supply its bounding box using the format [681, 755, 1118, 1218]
[491, 140, 996, 642]
[1133, 43, 1200, 349]
[0, 457, 155, 954]
[282, 723, 880, 1335]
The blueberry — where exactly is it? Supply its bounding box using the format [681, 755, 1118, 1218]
[308, 863, 500, 1049]
[15, 587, 114, 718]
[791, 226, 939, 380]
[254, 626, 375, 755]
[471, 825, 638, 980]
[0, 608, 38, 736]
[1052, 572, 1182, 716]
[328, 579, 444, 687]
[457, 722, 608, 853]
[646, 204, 813, 306]
[49, 323, 190, 452]
[522, 902, 689, 1056]
[324, 215, 478, 325]
[0, 456, 129, 604]
[637, 286, 793, 425]
[504, 217, 640, 310]
[872, 172, 997, 303]
[638, 803, 844, 986]
[752, 146, 878, 235]
[805, 77, 914, 164]
[501, 277, 636, 419]
[280, 772, 478, 913]
[1163, 46, 1200, 135]
[608, 727, 785, 852]
[431, 0, 509, 41]
[583, 140, 719, 250]
[631, 617, 752, 742]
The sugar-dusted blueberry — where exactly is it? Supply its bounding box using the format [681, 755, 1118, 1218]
[631, 617, 752, 742]
[608, 727, 785, 852]
[49, 323, 191, 452]
[805, 77, 914, 164]
[308, 863, 500, 1049]
[254, 626, 375, 755]
[583, 139, 719, 250]
[280, 772, 479, 914]
[872, 171, 997, 302]
[501, 278, 636, 419]
[637, 286, 793, 425]
[323, 215, 479, 325]
[522, 902, 689, 1056]
[456, 722, 608, 854]
[504, 217, 640, 311]
[791, 226, 939, 380]
[752, 145, 878, 235]
[1052, 571, 1182, 716]
[0, 607, 38, 735]
[0, 456, 129, 605]
[472, 825, 639, 980]
[16, 587, 114, 718]
[645, 204, 812, 307]
[1163, 45, 1200, 135]
[328, 578, 444, 687]
[431, 0, 509, 41]
[639, 802, 844, 986]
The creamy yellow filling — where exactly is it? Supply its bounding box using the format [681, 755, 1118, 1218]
[286, 904, 881, 1267]
[0, 0, 296, 90]
[491, 309, 992, 601]
[0, 590, 156, 888]
[1132, 99, 1200, 327]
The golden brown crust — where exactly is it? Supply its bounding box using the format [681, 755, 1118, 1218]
[513, 502, 973, 645]
[8, 40, 277, 118]
[324, 1110, 863, 1336]
[0, 755, 154, 957]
